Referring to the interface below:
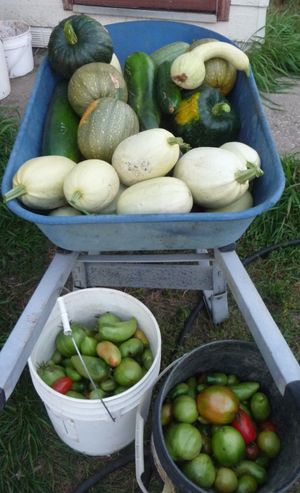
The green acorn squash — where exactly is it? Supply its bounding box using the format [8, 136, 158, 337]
[78, 97, 139, 162]
[172, 85, 240, 148]
[48, 15, 113, 79]
[68, 62, 128, 116]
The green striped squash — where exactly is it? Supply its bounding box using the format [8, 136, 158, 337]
[78, 97, 139, 163]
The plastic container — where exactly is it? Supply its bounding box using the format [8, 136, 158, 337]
[0, 39, 10, 100]
[1, 21, 285, 252]
[0, 20, 34, 78]
[28, 288, 161, 456]
[151, 341, 300, 493]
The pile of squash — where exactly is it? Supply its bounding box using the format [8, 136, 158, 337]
[3, 14, 263, 216]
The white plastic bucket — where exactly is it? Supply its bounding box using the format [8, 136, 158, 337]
[28, 288, 161, 456]
[0, 20, 34, 78]
[0, 40, 10, 99]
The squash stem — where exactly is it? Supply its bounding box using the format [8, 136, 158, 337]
[167, 137, 191, 150]
[211, 102, 231, 116]
[3, 184, 26, 203]
[64, 20, 78, 46]
[69, 191, 90, 215]
[235, 162, 264, 184]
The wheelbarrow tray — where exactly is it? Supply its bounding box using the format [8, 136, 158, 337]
[1, 20, 285, 252]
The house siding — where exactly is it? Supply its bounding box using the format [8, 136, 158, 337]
[1, 0, 269, 43]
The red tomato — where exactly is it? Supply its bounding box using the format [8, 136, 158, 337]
[260, 420, 277, 433]
[231, 408, 257, 445]
[52, 376, 73, 394]
[245, 441, 260, 460]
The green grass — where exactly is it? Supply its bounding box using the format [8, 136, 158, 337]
[245, 2, 300, 93]
[238, 153, 300, 254]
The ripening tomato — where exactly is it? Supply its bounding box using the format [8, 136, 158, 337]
[52, 376, 73, 394]
[197, 385, 239, 424]
[259, 420, 277, 433]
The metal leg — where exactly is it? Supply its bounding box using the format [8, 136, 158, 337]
[0, 251, 78, 408]
[215, 248, 300, 394]
[203, 255, 229, 324]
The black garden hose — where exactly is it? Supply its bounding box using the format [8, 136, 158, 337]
[71, 447, 153, 493]
[241, 238, 300, 266]
[174, 238, 300, 345]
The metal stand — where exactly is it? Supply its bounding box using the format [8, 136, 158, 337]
[1, 248, 300, 409]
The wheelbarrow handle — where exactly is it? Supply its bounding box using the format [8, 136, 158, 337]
[215, 248, 300, 404]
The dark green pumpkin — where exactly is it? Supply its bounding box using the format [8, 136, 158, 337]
[48, 15, 113, 79]
[172, 85, 240, 148]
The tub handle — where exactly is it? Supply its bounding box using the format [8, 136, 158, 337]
[136, 411, 148, 493]
[135, 357, 186, 493]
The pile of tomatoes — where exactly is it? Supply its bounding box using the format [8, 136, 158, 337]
[37, 313, 154, 399]
[161, 371, 281, 493]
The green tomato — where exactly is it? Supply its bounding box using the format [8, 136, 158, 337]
[235, 461, 267, 485]
[165, 423, 202, 461]
[236, 474, 258, 493]
[227, 374, 240, 385]
[37, 364, 65, 386]
[169, 383, 190, 400]
[257, 431, 281, 458]
[161, 402, 173, 426]
[250, 392, 271, 421]
[89, 388, 106, 399]
[214, 467, 238, 493]
[80, 335, 98, 356]
[66, 390, 86, 399]
[119, 337, 144, 358]
[100, 378, 116, 392]
[212, 426, 245, 467]
[71, 381, 86, 392]
[65, 366, 82, 382]
[71, 355, 109, 382]
[98, 312, 121, 326]
[182, 453, 216, 488]
[172, 395, 198, 424]
[113, 358, 143, 387]
[114, 385, 128, 395]
[141, 348, 154, 370]
[49, 349, 63, 364]
[55, 324, 86, 357]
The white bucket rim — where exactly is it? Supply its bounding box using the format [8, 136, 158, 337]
[0, 20, 31, 40]
[28, 287, 162, 407]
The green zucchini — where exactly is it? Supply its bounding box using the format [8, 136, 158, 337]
[156, 60, 182, 115]
[150, 41, 189, 67]
[124, 51, 160, 130]
[42, 80, 82, 162]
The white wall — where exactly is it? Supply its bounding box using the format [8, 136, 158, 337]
[0, 0, 268, 44]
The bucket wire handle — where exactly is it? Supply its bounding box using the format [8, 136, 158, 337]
[135, 355, 187, 493]
[57, 297, 116, 423]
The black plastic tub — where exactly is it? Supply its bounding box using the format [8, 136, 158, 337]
[152, 341, 300, 493]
